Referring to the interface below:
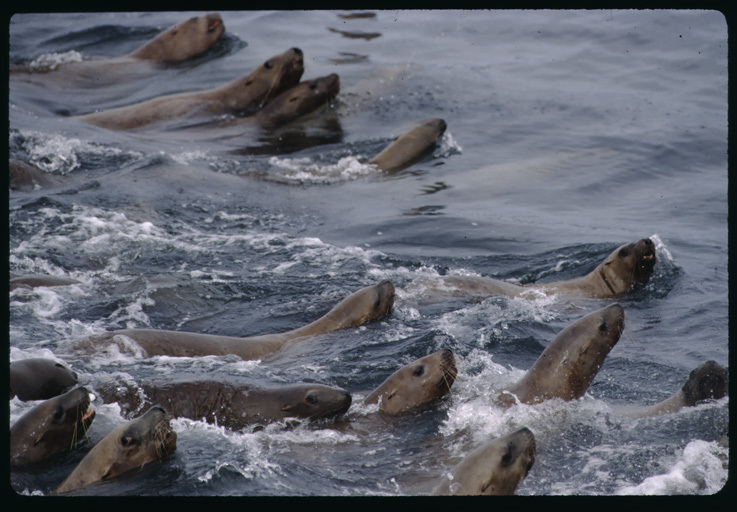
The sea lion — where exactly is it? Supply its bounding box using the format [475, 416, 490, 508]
[414, 238, 656, 301]
[95, 379, 352, 430]
[76, 47, 305, 130]
[10, 387, 95, 468]
[126, 13, 224, 63]
[10, 274, 81, 292]
[10, 358, 79, 401]
[74, 280, 394, 360]
[10, 14, 224, 89]
[496, 304, 625, 406]
[9, 160, 66, 191]
[363, 349, 457, 415]
[618, 361, 729, 418]
[243, 73, 341, 130]
[368, 118, 447, 173]
[431, 427, 536, 495]
[53, 405, 177, 494]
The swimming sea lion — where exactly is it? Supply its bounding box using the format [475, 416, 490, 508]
[95, 379, 352, 429]
[53, 405, 177, 494]
[126, 13, 225, 63]
[234, 73, 340, 130]
[74, 280, 394, 360]
[10, 274, 81, 292]
[619, 360, 729, 418]
[431, 427, 536, 495]
[77, 47, 305, 130]
[363, 349, 457, 415]
[496, 304, 625, 406]
[10, 358, 79, 401]
[9, 160, 65, 191]
[10, 14, 224, 89]
[10, 387, 95, 468]
[368, 118, 447, 173]
[244, 73, 341, 130]
[414, 238, 656, 301]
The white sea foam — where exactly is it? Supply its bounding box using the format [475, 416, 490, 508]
[266, 155, 379, 184]
[650, 233, 673, 263]
[617, 439, 728, 495]
[434, 130, 463, 158]
[28, 50, 83, 70]
[13, 129, 143, 174]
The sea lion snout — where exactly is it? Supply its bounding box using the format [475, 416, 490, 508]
[603, 303, 626, 336]
[206, 13, 223, 33]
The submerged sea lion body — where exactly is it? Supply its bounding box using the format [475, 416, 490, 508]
[10, 274, 81, 292]
[414, 239, 656, 301]
[96, 379, 352, 429]
[10, 387, 95, 468]
[10, 358, 79, 401]
[75, 280, 394, 360]
[431, 427, 536, 495]
[368, 118, 447, 173]
[497, 304, 625, 406]
[9, 160, 66, 191]
[619, 361, 729, 418]
[54, 405, 177, 494]
[363, 349, 457, 415]
[77, 47, 305, 130]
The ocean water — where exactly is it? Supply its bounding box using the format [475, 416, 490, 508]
[7, 10, 729, 497]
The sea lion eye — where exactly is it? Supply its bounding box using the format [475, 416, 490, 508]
[618, 248, 630, 258]
[599, 321, 607, 332]
[306, 394, 318, 405]
[413, 365, 425, 377]
[264, 60, 273, 70]
[501, 446, 513, 466]
[374, 297, 382, 311]
[309, 81, 318, 90]
[120, 435, 135, 447]
[53, 406, 65, 421]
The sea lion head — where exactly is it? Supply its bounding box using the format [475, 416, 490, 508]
[368, 117, 448, 173]
[10, 386, 95, 468]
[324, 280, 395, 330]
[681, 360, 729, 407]
[234, 47, 305, 113]
[10, 358, 79, 401]
[256, 73, 341, 130]
[276, 384, 352, 420]
[54, 405, 177, 494]
[556, 303, 625, 400]
[498, 304, 625, 406]
[432, 427, 536, 495]
[129, 13, 225, 63]
[363, 349, 457, 415]
[597, 238, 656, 295]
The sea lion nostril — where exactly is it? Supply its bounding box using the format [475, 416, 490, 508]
[291, 47, 303, 55]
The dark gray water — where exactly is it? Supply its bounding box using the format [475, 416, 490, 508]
[8, 10, 729, 496]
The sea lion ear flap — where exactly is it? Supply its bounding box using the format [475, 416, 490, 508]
[280, 404, 294, 412]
